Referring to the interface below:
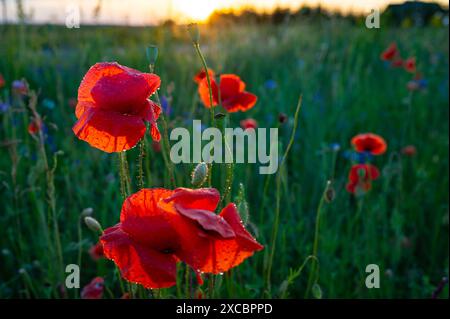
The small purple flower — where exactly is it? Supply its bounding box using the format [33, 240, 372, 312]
[264, 80, 277, 90]
[329, 143, 341, 152]
[160, 95, 172, 116]
[0, 102, 10, 113]
[12, 80, 27, 95]
[343, 150, 373, 163]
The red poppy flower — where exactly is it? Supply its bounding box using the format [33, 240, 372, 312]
[194, 68, 215, 84]
[404, 57, 416, 73]
[100, 188, 263, 289]
[391, 58, 404, 68]
[81, 277, 104, 299]
[89, 241, 104, 261]
[381, 42, 400, 61]
[72, 62, 161, 153]
[0, 74, 5, 88]
[351, 133, 387, 156]
[28, 120, 42, 135]
[401, 145, 417, 157]
[346, 164, 380, 194]
[240, 118, 258, 130]
[160, 188, 263, 274]
[198, 74, 257, 113]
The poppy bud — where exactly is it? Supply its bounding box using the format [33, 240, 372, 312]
[81, 207, 94, 218]
[146, 45, 159, 66]
[187, 23, 200, 44]
[312, 283, 322, 299]
[278, 112, 288, 124]
[214, 112, 226, 119]
[84, 216, 103, 234]
[324, 181, 335, 203]
[191, 162, 208, 188]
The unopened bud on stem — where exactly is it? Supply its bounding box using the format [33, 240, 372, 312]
[84, 216, 103, 234]
[191, 162, 208, 188]
[146, 45, 159, 67]
[187, 23, 200, 44]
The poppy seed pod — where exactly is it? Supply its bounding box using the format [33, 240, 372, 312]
[84, 216, 103, 234]
[146, 45, 159, 66]
[187, 23, 200, 44]
[191, 162, 208, 188]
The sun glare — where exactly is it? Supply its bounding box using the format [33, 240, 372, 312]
[174, 0, 219, 22]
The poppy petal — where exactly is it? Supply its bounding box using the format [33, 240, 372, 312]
[223, 92, 258, 113]
[72, 107, 146, 153]
[219, 74, 245, 101]
[101, 224, 178, 289]
[164, 188, 220, 212]
[198, 78, 219, 108]
[174, 204, 235, 239]
[120, 189, 180, 248]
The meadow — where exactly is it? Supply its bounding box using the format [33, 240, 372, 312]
[0, 19, 448, 299]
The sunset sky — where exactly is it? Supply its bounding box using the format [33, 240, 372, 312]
[2, 0, 449, 25]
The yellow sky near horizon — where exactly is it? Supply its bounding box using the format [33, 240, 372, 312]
[3, 0, 449, 25]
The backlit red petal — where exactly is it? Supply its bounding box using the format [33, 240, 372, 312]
[72, 107, 146, 153]
[101, 224, 178, 289]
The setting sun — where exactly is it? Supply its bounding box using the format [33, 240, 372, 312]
[173, 0, 219, 21]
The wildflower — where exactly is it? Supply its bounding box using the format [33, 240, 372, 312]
[81, 277, 104, 299]
[72, 62, 161, 153]
[391, 58, 404, 68]
[404, 57, 416, 73]
[401, 145, 417, 157]
[0, 74, 5, 88]
[89, 242, 105, 261]
[160, 95, 172, 116]
[407, 73, 427, 91]
[28, 120, 42, 135]
[329, 143, 341, 152]
[381, 42, 400, 61]
[351, 133, 387, 156]
[12, 80, 28, 95]
[264, 79, 277, 90]
[240, 118, 258, 130]
[100, 188, 263, 289]
[198, 74, 257, 113]
[194, 68, 215, 84]
[0, 102, 10, 113]
[346, 164, 380, 194]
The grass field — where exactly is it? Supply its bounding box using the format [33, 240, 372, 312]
[0, 20, 448, 299]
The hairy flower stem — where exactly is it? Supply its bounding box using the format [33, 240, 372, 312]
[265, 95, 302, 294]
[118, 152, 132, 198]
[28, 92, 64, 294]
[137, 139, 145, 189]
[304, 181, 329, 298]
[191, 38, 215, 187]
[148, 63, 176, 188]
